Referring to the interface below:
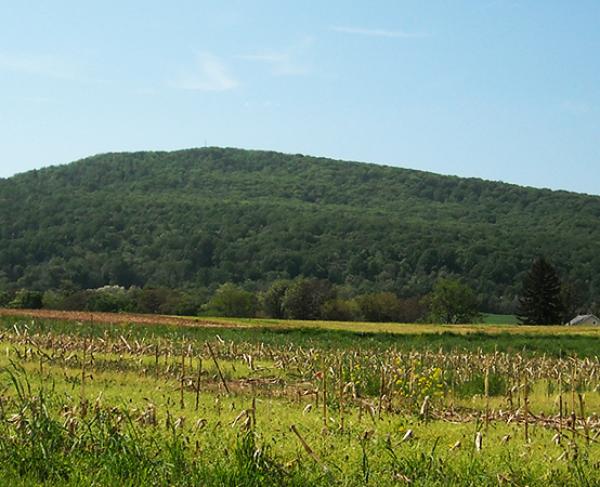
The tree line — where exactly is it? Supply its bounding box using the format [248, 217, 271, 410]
[0, 279, 429, 322]
[0, 257, 585, 324]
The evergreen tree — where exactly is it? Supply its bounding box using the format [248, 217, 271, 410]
[517, 257, 563, 325]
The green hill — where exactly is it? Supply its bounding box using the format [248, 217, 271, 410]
[1, 147, 599, 312]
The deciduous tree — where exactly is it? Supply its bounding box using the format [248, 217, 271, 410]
[281, 278, 334, 320]
[205, 283, 257, 318]
[427, 278, 480, 324]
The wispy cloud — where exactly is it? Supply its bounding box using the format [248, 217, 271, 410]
[0, 51, 111, 86]
[331, 26, 426, 39]
[560, 100, 591, 114]
[240, 51, 307, 76]
[0, 52, 80, 80]
[18, 96, 57, 104]
[239, 38, 313, 76]
[176, 52, 238, 92]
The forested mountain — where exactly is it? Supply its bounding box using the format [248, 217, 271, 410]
[1, 147, 599, 312]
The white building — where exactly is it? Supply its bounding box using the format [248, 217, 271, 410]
[567, 314, 600, 326]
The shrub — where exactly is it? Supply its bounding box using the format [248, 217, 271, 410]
[356, 292, 403, 322]
[205, 283, 257, 317]
[260, 280, 291, 318]
[281, 278, 334, 320]
[9, 289, 43, 309]
[320, 298, 361, 321]
[0, 289, 13, 307]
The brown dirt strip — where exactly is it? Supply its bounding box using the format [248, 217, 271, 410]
[0, 308, 246, 330]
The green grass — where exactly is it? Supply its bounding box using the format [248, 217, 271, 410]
[1, 354, 598, 487]
[482, 313, 518, 325]
[1, 313, 600, 485]
[198, 315, 583, 335]
[2, 315, 600, 357]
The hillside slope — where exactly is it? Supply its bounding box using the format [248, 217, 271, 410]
[1, 147, 599, 311]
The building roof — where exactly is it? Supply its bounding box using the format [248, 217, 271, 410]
[568, 314, 600, 325]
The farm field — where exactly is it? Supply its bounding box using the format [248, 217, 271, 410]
[1, 312, 600, 485]
[1, 307, 598, 337]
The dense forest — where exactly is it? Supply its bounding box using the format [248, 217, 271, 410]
[1, 147, 599, 315]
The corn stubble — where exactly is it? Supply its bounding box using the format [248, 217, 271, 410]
[0, 319, 599, 485]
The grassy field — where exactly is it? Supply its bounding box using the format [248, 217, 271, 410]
[2, 309, 599, 357]
[482, 313, 518, 325]
[1, 312, 600, 485]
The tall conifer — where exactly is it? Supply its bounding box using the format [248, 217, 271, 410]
[517, 257, 563, 324]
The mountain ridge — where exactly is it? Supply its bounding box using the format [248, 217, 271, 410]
[1, 147, 599, 312]
[4, 147, 597, 199]
[5, 147, 597, 200]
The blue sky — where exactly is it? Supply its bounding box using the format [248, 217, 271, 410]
[1, 1, 599, 194]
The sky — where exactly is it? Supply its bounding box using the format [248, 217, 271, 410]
[1, 1, 599, 194]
